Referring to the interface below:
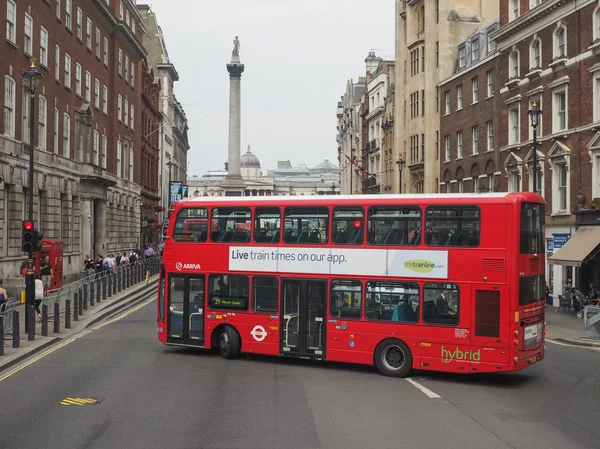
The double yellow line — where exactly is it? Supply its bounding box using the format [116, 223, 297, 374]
[0, 298, 154, 383]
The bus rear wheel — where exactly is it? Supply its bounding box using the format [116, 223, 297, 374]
[374, 338, 412, 378]
[219, 325, 241, 360]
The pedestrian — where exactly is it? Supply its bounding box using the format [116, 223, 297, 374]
[20, 260, 28, 277]
[40, 255, 53, 291]
[0, 279, 7, 305]
[34, 274, 44, 322]
[84, 254, 95, 277]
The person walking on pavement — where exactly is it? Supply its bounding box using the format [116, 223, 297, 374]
[34, 274, 44, 322]
[40, 255, 53, 291]
[84, 254, 95, 277]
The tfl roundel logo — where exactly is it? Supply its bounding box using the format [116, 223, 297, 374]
[175, 262, 183, 271]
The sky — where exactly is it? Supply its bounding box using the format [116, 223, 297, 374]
[144, 0, 395, 176]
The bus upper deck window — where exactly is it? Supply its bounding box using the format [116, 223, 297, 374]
[172, 208, 209, 242]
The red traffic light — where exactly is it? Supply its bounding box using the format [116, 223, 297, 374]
[23, 221, 33, 231]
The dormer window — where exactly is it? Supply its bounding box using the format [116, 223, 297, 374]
[458, 46, 466, 68]
[509, 0, 519, 22]
[471, 38, 480, 61]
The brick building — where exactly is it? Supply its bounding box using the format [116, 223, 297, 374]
[487, 0, 600, 301]
[439, 19, 501, 194]
[140, 58, 162, 247]
[0, 0, 146, 288]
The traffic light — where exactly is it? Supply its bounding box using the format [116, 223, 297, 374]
[22, 220, 34, 253]
[33, 229, 43, 252]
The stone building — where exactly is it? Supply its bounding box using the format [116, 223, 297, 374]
[439, 18, 501, 194]
[491, 0, 600, 301]
[140, 58, 162, 246]
[137, 4, 189, 223]
[0, 0, 146, 288]
[394, 0, 498, 193]
[188, 148, 340, 197]
[336, 78, 365, 195]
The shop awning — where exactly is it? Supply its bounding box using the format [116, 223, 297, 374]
[548, 226, 600, 267]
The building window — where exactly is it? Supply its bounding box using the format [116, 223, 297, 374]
[472, 126, 479, 155]
[131, 21, 136, 35]
[129, 147, 134, 182]
[24, 13, 33, 55]
[85, 71, 91, 103]
[421, 90, 425, 116]
[509, 0, 519, 21]
[436, 41, 439, 68]
[64, 53, 71, 89]
[552, 162, 569, 212]
[421, 46, 425, 72]
[130, 104, 134, 129]
[486, 70, 494, 97]
[528, 160, 543, 196]
[53, 107, 59, 153]
[118, 94, 122, 121]
[94, 78, 100, 109]
[125, 9, 130, 26]
[76, 7, 82, 40]
[488, 174, 496, 192]
[474, 176, 480, 193]
[457, 85, 463, 110]
[458, 45, 466, 68]
[65, 0, 72, 30]
[457, 131, 463, 158]
[38, 95, 47, 150]
[95, 28, 101, 58]
[22, 88, 30, 144]
[472, 77, 478, 103]
[102, 85, 108, 114]
[509, 169, 522, 192]
[56, 0, 60, 19]
[125, 56, 129, 83]
[75, 63, 82, 96]
[509, 106, 520, 145]
[40, 27, 48, 66]
[410, 135, 419, 163]
[530, 38, 541, 69]
[86, 18, 92, 50]
[124, 99, 129, 126]
[445, 90, 451, 115]
[410, 92, 418, 119]
[487, 121, 494, 151]
[436, 87, 439, 112]
[131, 62, 135, 87]
[435, 131, 439, 160]
[119, 1, 124, 20]
[553, 89, 567, 133]
[554, 26, 567, 59]
[510, 50, 519, 79]
[6, 0, 16, 43]
[101, 134, 107, 168]
[116, 140, 122, 177]
[104, 37, 109, 65]
[55, 45, 60, 81]
[3, 76, 15, 137]
[594, 6, 600, 42]
[93, 130, 99, 165]
[118, 49, 123, 76]
[410, 48, 419, 76]
[62, 113, 70, 157]
[445, 135, 451, 162]
[471, 38, 480, 61]
[594, 74, 600, 122]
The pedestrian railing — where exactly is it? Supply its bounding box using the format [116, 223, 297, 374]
[583, 305, 600, 340]
[0, 257, 161, 356]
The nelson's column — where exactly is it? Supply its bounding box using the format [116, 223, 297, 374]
[223, 36, 246, 196]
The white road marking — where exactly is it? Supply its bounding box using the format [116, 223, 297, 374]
[406, 378, 441, 398]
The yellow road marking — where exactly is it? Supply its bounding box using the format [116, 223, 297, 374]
[60, 397, 98, 406]
[0, 297, 154, 383]
[546, 338, 600, 350]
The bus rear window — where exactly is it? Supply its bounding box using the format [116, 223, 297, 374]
[368, 207, 421, 246]
[173, 208, 208, 242]
[283, 207, 329, 244]
[520, 203, 544, 254]
[211, 208, 252, 243]
[425, 206, 480, 247]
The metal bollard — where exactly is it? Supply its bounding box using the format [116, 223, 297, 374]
[12, 310, 20, 348]
[78, 293, 83, 316]
[0, 313, 4, 356]
[65, 299, 71, 329]
[90, 281, 95, 307]
[28, 305, 35, 341]
[54, 302, 60, 333]
[102, 275, 107, 301]
[126, 266, 131, 288]
[73, 292, 79, 321]
[83, 284, 88, 311]
[42, 303, 48, 336]
[117, 269, 121, 292]
[108, 274, 113, 298]
[112, 271, 117, 295]
[97, 278, 101, 303]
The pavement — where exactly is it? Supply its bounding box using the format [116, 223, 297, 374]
[545, 305, 600, 347]
[0, 302, 599, 449]
[0, 274, 158, 370]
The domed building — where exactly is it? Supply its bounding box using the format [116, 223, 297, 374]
[188, 146, 340, 197]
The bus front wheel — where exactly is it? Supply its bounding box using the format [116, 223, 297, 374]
[219, 325, 241, 360]
[374, 338, 412, 378]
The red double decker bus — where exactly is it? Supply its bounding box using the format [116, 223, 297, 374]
[157, 193, 545, 377]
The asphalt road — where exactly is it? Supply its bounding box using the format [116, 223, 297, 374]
[0, 302, 599, 449]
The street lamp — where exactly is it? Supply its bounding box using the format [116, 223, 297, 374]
[21, 58, 43, 340]
[528, 101, 543, 194]
[396, 157, 405, 194]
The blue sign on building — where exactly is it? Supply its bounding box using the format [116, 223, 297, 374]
[547, 240, 553, 251]
[553, 233, 571, 249]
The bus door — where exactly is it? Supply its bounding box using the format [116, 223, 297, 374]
[280, 279, 326, 358]
[167, 275, 205, 346]
[470, 284, 510, 369]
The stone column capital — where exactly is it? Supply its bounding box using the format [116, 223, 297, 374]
[227, 63, 245, 79]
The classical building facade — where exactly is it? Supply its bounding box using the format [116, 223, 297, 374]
[336, 78, 365, 195]
[0, 0, 146, 288]
[394, 0, 498, 193]
[140, 58, 162, 246]
[138, 4, 188, 222]
[188, 148, 340, 197]
[439, 19, 500, 194]
[492, 0, 600, 301]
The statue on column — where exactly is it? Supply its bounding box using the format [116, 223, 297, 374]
[232, 36, 240, 56]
